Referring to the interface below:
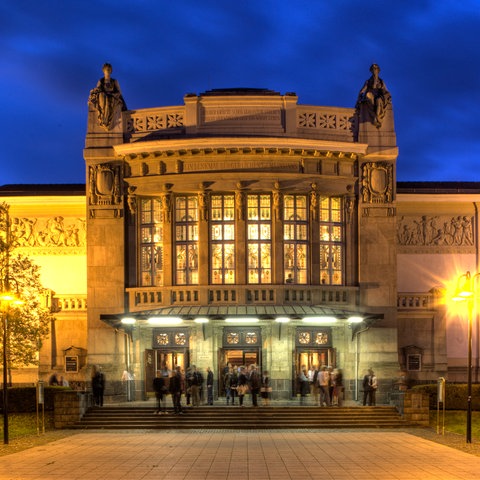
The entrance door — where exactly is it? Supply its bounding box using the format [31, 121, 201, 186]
[293, 348, 336, 395]
[218, 348, 261, 395]
[145, 349, 188, 395]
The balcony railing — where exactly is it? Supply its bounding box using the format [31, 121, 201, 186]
[126, 285, 359, 312]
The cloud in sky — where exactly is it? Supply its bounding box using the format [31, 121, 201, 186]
[2, 0, 479, 184]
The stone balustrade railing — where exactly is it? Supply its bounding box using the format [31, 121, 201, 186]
[126, 285, 359, 312]
[397, 293, 435, 309]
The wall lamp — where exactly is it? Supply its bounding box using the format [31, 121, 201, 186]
[147, 317, 183, 325]
[225, 318, 259, 323]
[121, 317, 137, 325]
[302, 316, 338, 324]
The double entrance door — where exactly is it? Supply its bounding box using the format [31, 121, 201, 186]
[293, 348, 336, 395]
[144, 349, 189, 396]
[218, 348, 261, 395]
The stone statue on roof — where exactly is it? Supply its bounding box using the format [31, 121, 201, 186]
[356, 64, 391, 128]
[88, 63, 127, 131]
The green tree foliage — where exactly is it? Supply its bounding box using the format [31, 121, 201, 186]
[0, 203, 53, 373]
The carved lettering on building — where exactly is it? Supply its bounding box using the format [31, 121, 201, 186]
[398, 215, 474, 246]
[201, 108, 281, 124]
[183, 160, 300, 172]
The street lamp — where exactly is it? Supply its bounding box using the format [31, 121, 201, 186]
[453, 270, 478, 444]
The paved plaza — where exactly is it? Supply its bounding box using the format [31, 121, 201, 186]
[0, 429, 480, 479]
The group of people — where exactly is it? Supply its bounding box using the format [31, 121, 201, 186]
[298, 365, 344, 407]
[153, 365, 215, 414]
[223, 363, 271, 407]
[299, 365, 378, 407]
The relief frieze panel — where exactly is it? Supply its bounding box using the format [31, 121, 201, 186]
[397, 215, 475, 252]
[11, 216, 86, 255]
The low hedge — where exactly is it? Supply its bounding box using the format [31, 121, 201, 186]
[411, 383, 480, 410]
[0, 386, 70, 413]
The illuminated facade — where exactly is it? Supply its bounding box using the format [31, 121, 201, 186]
[2, 71, 479, 401]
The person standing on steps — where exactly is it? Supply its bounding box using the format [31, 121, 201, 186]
[206, 366, 214, 405]
[91, 365, 105, 407]
[362, 368, 377, 406]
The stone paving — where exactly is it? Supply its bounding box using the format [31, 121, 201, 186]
[1, 429, 480, 479]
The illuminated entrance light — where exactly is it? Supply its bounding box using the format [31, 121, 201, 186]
[275, 317, 290, 323]
[347, 316, 364, 323]
[302, 316, 338, 324]
[121, 317, 137, 325]
[147, 317, 183, 325]
[225, 318, 259, 323]
[194, 317, 209, 323]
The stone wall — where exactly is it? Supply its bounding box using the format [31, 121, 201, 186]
[53, 390, 93, 428]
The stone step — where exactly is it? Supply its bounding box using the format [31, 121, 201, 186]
[72, 405, 411, 430]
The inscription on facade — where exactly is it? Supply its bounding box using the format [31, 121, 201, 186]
[200, 107, 281, 124]
[183, 160, 300, 172]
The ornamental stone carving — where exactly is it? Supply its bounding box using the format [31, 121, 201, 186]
[11, 216, 86, 249]
[89, 164, 122, 206]
[361, 162, 393, 204]
[398, 215, 474, 247]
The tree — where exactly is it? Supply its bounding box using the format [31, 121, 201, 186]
[0, 203, 53, 383]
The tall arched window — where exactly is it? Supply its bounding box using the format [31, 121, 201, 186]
[283, 194, 308, 284]
[175, 195, 199, 285]
[211, 194, 235, 284]
[247, 194, 272, 284]
[319, 196, 343, 285]
[139, 198, 163, 286]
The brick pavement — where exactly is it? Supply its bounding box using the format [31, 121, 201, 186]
[1, 429, 480, 479]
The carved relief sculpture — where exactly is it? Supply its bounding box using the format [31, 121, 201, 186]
[272, 182, 282, 221]
[126, 186, 137, 215]
[235, 189, 245, 221]
[309, 183, 318, 221]
[89, 164, 122, 206]
[198, 187, 209, 221]
[361, 162, 393, 204]
[160, 185, 173, 223]
[11, 216, 86, 248]
[356, 64, 392, 128]
[398, 215, 474, 247]
[88, 63, 127, 131]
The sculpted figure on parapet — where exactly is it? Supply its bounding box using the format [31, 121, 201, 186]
[356, 63, 392, 128]
[88, 63, 127, 131]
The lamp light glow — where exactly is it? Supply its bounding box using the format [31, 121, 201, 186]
[194, 317, 209, 324]
[225, 318, 259, 323]
[147, 317, 183, 325]
[302, 316, 338, 324]
[275, 317, 290, 323]
[121, 317, 136, 325]
[347, 316, 364, 323]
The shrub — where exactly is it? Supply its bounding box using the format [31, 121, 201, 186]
[0, 386, 70, 413]
[412, 383, 480, 410]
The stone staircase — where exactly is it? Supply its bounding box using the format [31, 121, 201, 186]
[71, 405, 411, 430]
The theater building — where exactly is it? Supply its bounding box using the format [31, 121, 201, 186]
[1, 66, 478, 402]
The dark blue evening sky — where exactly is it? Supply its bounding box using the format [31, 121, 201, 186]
[2, 0, 479, 185]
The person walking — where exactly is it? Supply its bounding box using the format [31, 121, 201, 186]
[237, 367, 248, 407]
[170, 365, 184, 414]
[261, 370, 271, 406]
[318, 366, 331, 407]
[333, 368, 344, 407]
[153, 370, 168, 414]
[248, 364, 260, 407]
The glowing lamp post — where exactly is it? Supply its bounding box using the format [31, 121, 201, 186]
[452, 271, 477, 444]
